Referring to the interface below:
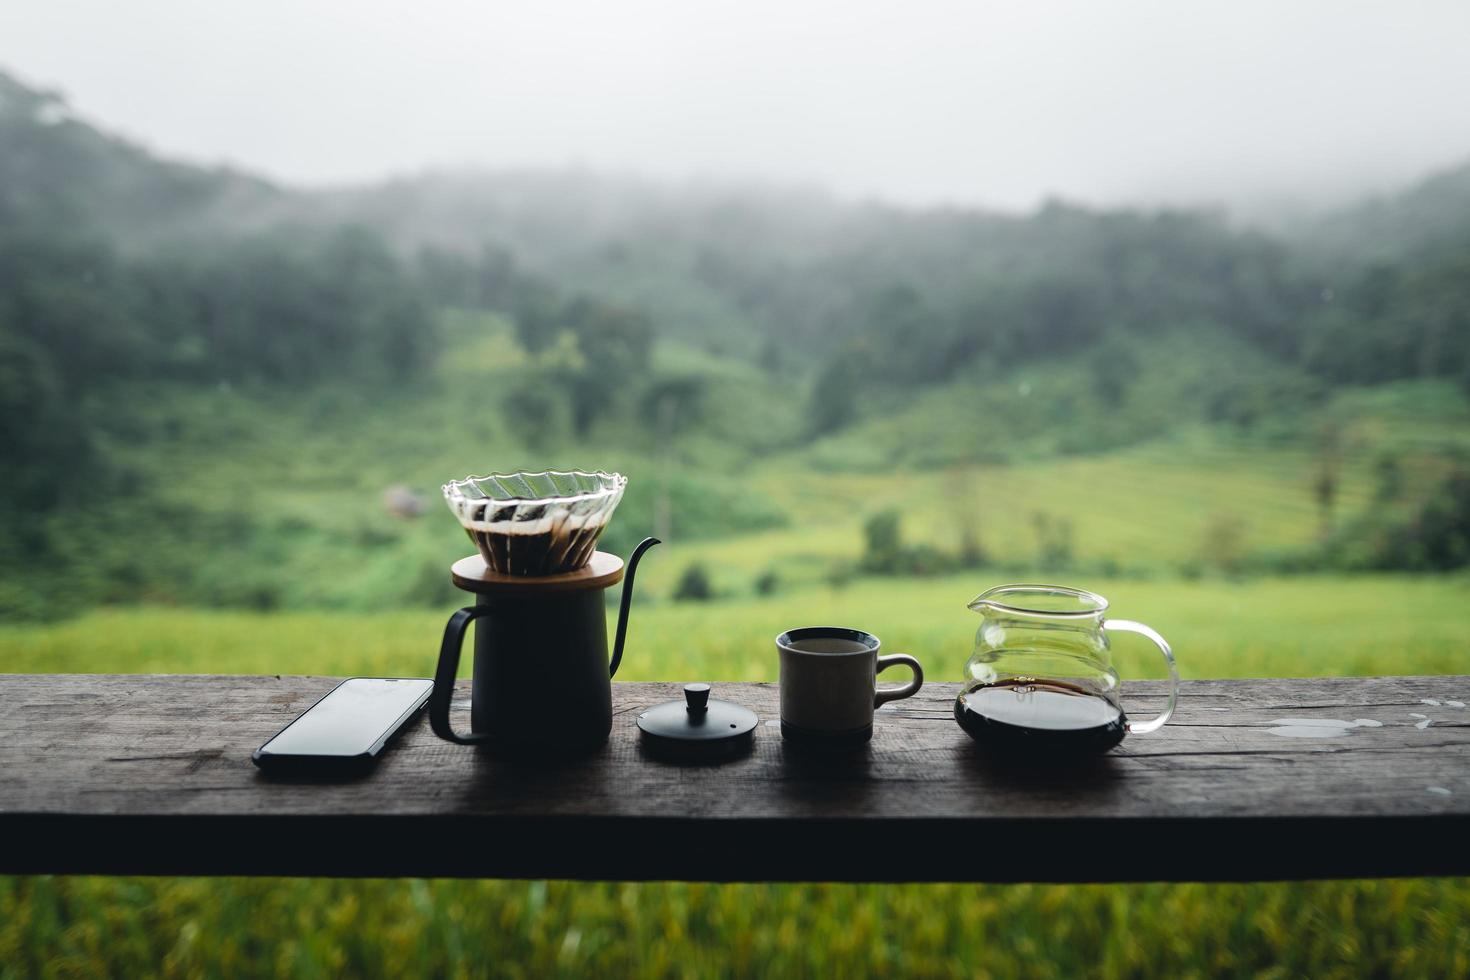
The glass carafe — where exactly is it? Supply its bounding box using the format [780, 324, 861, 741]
[957, 584, 1179, 753]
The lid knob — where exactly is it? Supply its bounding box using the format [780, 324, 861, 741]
[684, 683, 711, 713]
[638, 683, 758, 761]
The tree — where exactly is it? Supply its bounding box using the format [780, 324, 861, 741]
[673, 563, 714, 601]
[1373, 466, 1470, 570]
[944, 466, 988, 568]
[1312, 419, 1345, 538]
[1031, 512, 1075, 570]
[639, 376, 706, 438]
[1200, 511, 1248, 575]
[1091, 335, 1139, 408]
[531, 297, 655, 437]
[808, 350, 863, 435]
[1373, 455, 1403, 503]
[500, 377, 567, 450]
[861, 510, 904, 573]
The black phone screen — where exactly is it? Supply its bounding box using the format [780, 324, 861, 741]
[258, 678, 433, 759]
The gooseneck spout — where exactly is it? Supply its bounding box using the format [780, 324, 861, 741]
[609, 537, 661, 677]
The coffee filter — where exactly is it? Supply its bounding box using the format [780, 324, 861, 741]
[443, 470, 626, 576]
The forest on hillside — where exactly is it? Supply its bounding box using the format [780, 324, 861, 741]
[2, 68, 1469, 617]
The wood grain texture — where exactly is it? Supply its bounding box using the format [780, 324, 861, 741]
[450, 552, 623, 595]
[0, 675, 1467, 882]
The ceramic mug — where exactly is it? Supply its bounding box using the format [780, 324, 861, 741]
[777, 626, 924, 745]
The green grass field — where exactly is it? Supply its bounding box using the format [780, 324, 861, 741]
[36, 337, 1462, 616]
[4, 574, 1469, 977]
[5, 573, 1469, 681]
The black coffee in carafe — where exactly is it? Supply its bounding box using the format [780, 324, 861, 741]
[958, 585, 1181, 754]
[955, 679, 1126, 755]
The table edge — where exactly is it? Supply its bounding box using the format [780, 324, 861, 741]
[3, 812, 1467, 882]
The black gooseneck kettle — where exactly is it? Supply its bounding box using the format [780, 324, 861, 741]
[428, 536, 660, 756]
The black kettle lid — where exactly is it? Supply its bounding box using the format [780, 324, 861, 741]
[637, 683, 758, 762]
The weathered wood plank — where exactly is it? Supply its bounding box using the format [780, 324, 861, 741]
[0, 675, 1466, 881]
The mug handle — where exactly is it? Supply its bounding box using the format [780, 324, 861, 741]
[874, 654, 924, 707]
[1104, 619, 1179, 734]
[429, 606, 495, 745]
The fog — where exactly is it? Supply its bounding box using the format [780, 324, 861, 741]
[4, 0, 1470, 211]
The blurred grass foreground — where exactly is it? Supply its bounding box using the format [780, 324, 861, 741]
[4, 877, 1469, 978]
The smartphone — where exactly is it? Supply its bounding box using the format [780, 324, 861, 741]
[252, 677, 434, 775]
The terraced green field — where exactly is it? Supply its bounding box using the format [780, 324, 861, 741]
[64, 366, 1465, 612]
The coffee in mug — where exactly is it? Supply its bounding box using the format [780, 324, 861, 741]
[777, 627, 923, 745]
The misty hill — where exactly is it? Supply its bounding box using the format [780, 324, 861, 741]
[1300, 160, 1470, 266]
[4, 64, 1467, 395]
[297, 159, 1470, 414]
[3, 66, 1470, 616]
[0, 70, 281, 245]
[319, 166, 1470, 410]
[313, 172, 1310, 363]
[3, 64, 1469, 456]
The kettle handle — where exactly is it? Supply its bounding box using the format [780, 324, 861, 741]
[429, 605, 495, 744]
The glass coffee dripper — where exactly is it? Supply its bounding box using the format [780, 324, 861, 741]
[957, 585, 1179, 754]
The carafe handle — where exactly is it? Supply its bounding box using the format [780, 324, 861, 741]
[1104, 619, 1179, 735]
[429, 606, 495, 744]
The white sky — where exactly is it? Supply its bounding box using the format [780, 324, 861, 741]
[4, 0, 1469, 210]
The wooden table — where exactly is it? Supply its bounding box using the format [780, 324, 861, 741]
[1, 675, 1467, 882]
